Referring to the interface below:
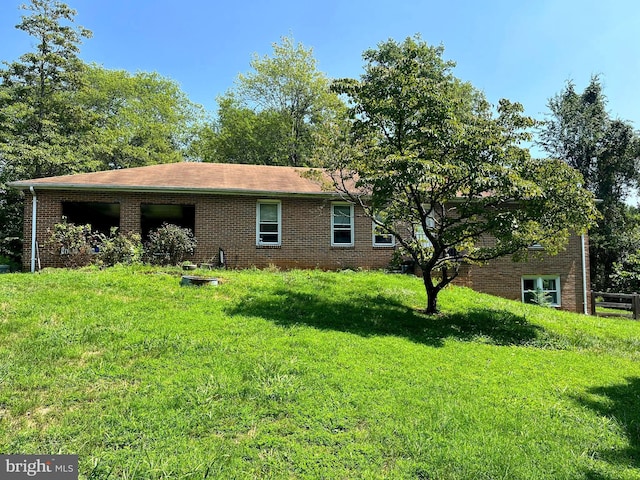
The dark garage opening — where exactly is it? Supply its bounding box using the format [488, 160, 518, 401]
[140, 204, 195, 238]
[62, 202, 120, 234]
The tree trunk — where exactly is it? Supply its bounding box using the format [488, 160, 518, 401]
[426, 289, 438, 314]
[423, 274, 440, 315]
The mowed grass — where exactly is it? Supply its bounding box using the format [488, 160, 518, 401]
[1, 266, 639, 479]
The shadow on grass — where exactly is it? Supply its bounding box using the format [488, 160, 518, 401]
[577, 377, 640, 478]
[227, 289, 543, 347]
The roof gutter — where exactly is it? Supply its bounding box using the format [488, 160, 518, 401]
[29, 186, 37, 273]
[7, 182, 341, 199]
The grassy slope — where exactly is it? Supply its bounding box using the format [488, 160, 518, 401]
[1, 267, 639, 479]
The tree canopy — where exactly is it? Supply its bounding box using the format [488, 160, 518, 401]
[328, 36, 598, 313]
[0, 0, 95, 258]
[193, 36, 345, 167]
[539, 76, 640, 290]
[190, 93, 291, 165]
[0, 0, 94, 180]
[80, 65, 204, 170]
[0, 0, 203, 262]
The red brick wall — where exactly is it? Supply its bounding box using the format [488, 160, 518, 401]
[21, 189, 590, 313]
[22, 190, 393, 271]
[455, 234, 590, 314]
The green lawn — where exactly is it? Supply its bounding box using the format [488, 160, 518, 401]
[1, 266, 639, 479]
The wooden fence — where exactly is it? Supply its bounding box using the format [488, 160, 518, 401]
[591, 291, 640, 319]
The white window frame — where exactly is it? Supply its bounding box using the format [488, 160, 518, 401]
[256, 200, 281, 246]
[331, 203, 354, 247]
[372, 214, 395, 247]
[521, 275, 561, 307]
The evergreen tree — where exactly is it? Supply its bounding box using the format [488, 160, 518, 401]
[539, 77, 640, 290]
[0, 0, 94, 261]
[0, 0, 95, 180]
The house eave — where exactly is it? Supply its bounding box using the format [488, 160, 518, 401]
[7, 182, 342, 199]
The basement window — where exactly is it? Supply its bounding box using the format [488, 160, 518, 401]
[62, 202, 120, 234]
[140, 204, 195, 238]
[522, 276, 561, 307]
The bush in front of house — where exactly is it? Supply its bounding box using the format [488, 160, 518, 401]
[45, 218, 105, 268]
[96, 228, 143, 267]
[46, 220, 144, 268]
[45, 220, 196, 268]
[144, 223, 197, 266]
[0, 236, 22, 271]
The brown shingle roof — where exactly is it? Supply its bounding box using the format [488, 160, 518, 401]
[9, 162, 337, 196]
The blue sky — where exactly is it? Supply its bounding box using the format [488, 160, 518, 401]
[2, 0, 639, 158]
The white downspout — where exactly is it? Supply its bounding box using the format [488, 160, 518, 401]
[581, 233, 588, 314]
[29, 186, 37, 273]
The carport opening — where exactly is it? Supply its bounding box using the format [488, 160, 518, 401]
[62, 202, 120, 234]
[140, 204, 195, 238]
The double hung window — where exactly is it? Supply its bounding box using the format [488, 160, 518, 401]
[257, 201, 281, 246]
[332, 203, 354, 246]
[372, 214, 394, 247]
[415, 215, 436, 248]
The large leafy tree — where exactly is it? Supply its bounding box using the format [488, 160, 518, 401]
[190, 93, 290, 165]
[80, 65, 204, 169]
[0, 0, 94, 261]
[328, 36, 598, 314]
[610, 206, 640, 292]
[538, 77, 640, 290]
[194, 36, 345, 166]
[0, 1, 203, 263]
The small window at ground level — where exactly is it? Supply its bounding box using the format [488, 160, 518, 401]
[141, 204, 195, 238]
[62, 202, 120, 235]
[257, 201, 281, 246]
[332, 203, 354, 246]
[522, 275, 561, 307]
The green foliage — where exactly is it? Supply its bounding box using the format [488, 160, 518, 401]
[45, 221, 145, 268]
[95, 228, 142, 267]
[1, 269, 640, 478]
[0, 0, 95, 268]
[80, 65, 205, 169]
[0, 0, 96, 180]
[539, 76, 640, 290]
[193, 36, 346, 166]
[191, 93, 290, 165]
[0, 3, 206, 267]
[144, 223, 197, 265]
[44, 218, 103, 268]
[610, 253, 640, 293]
[0, 192, 23, 263]
[328, 36, 598, 313]
[530, 287, 553, 307]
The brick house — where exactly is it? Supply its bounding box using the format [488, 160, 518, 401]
[9, 162, 590, 313]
